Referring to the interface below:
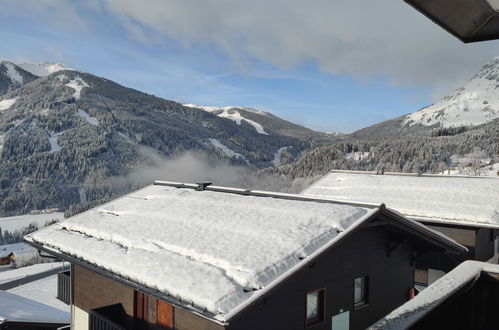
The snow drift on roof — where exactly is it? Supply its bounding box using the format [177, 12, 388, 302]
[27, 184, 374, 321]
[302, 172, 499, 228]
[369, 260, 499, 329]
[0, 290, 69, 324]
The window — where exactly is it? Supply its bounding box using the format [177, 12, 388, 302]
[306, 289, 325, 326]
[353, 276, 368, 308]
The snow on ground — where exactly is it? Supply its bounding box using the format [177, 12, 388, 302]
[0, 134, 3, 154]
[207, 138, 249, 163]
[78, 187, 87, 204]
[77, 109, 99, 125]
[17, 62, 73, 77]
[345, 151, 370, 161]
[302, 172, 499, 227]
[0, 213, 64, 233]
[27, 184, 375, 321]
[0, 98, 17, 111]
[0, 262, 65, 284]
[369, 261, 499, 329]
[403, 58, 499, 127]
[185, 104, 269, 135]
[3, 62, 23, 85]
[48, 132, 62, 152]
[65, 76, 89, 100]
[0, 290, 69, 324]
[272, 147, 287, 167]
[8, 273, 70, 313]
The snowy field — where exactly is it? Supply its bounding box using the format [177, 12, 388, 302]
[0, 212, 64, 232]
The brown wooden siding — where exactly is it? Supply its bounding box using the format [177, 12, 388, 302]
[157, 300, 173, 329]
[73, 264, 134, 316]
[174, 307, 224, 330]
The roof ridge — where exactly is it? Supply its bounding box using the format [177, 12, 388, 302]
[153, 180, 382, 209]
[329, 169, 498, 179]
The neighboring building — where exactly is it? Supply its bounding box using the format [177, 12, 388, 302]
[301, 170, 499, 289]
[0, 252, 14, 268]
[369, 260, 499, 329]
[25, 181, 465, 330]
[0, 290, 69, 330]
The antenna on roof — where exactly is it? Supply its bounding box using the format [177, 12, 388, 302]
[196, 182, 212, 191]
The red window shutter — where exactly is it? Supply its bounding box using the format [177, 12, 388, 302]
[156, 300, 174, 329]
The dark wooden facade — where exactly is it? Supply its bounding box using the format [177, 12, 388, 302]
[410, 271, 499, 330]
[70, 216, 459, 330]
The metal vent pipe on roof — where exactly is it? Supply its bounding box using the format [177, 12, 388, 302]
[196, 182, 212, 191]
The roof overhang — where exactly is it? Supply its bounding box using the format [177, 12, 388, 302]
[404, 0, 499, 42]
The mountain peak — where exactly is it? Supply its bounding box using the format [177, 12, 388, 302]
[403, 56, 499, 128]
[17, 62, 74, 77]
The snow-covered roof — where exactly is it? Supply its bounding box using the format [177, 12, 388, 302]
[0, 290, 69, 325]
[302, 171, 499, 228]
[25, 182, 464, 323]
[369, 260, 499, 329]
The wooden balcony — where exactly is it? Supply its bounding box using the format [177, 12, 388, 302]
[57, 271, 71, 305]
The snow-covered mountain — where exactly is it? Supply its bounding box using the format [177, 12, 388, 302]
[404, 57, 499, 128]
[184, 104, 269, 135]
[0, 60, 37, 95]
[17, 62, 74, 77]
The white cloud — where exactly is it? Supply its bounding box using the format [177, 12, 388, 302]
[88, 0, 499, 95]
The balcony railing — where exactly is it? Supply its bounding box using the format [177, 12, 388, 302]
[90, 304, 133, 330]
[90, 310, 127, 330]
[57, 271, 71, 305]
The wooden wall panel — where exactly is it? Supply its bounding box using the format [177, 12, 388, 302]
[156, 300, 173, 329]
[174, 307, 224, 330]
[73, 265, 134, 316]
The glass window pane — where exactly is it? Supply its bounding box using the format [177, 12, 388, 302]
[307, 292, 319, 321]
[354, 277, 364, 304]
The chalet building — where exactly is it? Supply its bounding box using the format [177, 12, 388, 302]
[301, 170, 499, 290]
[0, 252, 14, 268]
[369, 260, 499, 329]
[25, 181, 465, 330]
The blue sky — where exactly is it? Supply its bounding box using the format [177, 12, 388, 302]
[1, 0, 498, 132]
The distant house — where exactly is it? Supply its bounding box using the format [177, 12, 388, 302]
[301, 170, 499, 289]
[0, 290, 69, 330]
[0, 251, 14, 268]
[369, 260, 499, 329]
[25, 181, 465, 330]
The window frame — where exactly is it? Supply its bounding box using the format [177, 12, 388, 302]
[353, 276, 369, 309]
[305, 288, 326, 327]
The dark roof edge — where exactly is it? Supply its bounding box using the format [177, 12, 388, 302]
[153, 180, 381, 209]
[22, 238, 227, 327]
[412, 217, 499, 230]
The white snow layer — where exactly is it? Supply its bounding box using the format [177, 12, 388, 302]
[0, 213, 64, 233]
[403, 58, 499, 127]
[48, 132, 62, 152]
[369, 261, 499, 329]
[208, 138, 248, 163]
[0, 262, 66, 285]
[3, 62, 23, 85]
[0, 290, 69, 324]
[0, 98, 17, 111]
[272, 147, 287, 167]
[17, 62, 74, 77]
[66, 76, 89, 100]
[77, 109, 99, 125]
[8, 274, 70, 313]
[345, 151, 370, 161]
[27, 184, 373, 321]
[185, 104, 269, 135]
[302, 172, 499, 227]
